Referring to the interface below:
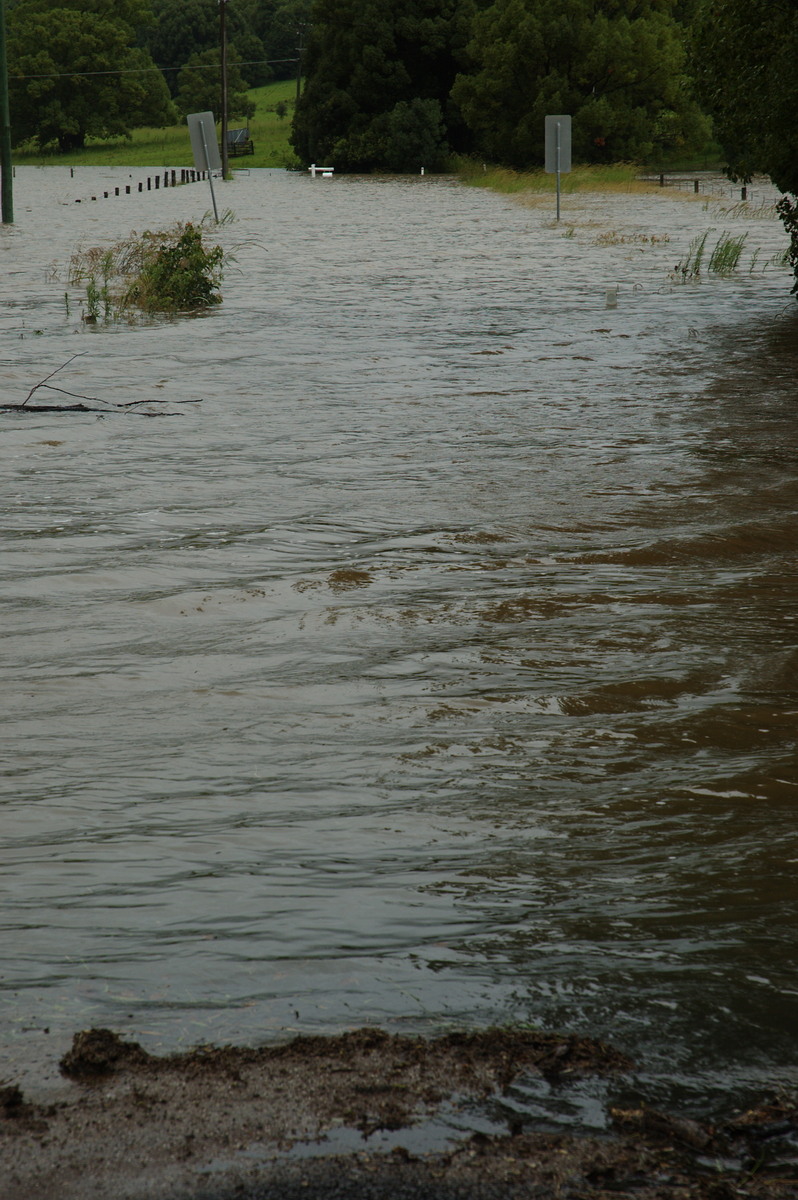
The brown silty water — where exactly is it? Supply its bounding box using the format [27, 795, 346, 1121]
[1, 165, 796, 1126]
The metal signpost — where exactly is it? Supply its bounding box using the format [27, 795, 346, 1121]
[186, 111, 222, 223]
[544, 115, 572, 221]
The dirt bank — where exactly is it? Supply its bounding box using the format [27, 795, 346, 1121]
[2, 1028, 796, 1199]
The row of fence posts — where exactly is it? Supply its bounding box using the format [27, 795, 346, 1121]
[73, 168, 209, 203]
[657, 172, 748, 201]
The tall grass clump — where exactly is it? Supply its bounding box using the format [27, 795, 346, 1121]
[674, 230, 710, 278]
[673, 230, 766, 282]
[708, 232, 748, 275]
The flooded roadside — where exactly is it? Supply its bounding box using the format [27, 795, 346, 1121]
[2, 165, 797, 1157]
[4, 1025, 798, 1199]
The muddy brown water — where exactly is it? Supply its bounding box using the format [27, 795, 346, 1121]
[1, 167, 797, 1133]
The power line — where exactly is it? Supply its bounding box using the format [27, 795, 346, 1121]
[11, 58, 299, 82]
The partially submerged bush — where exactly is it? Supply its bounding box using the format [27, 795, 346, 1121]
[69, 221, 226, 321]
[123, 224, 224, 312]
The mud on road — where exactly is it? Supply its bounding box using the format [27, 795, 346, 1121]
[2, 1027, 796, 1199]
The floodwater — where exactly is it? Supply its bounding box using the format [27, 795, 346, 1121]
[2, 166, 797, 1128]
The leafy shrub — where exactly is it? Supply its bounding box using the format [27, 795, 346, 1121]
[124, 224, 224, 312]
[69, 221, 226, 320]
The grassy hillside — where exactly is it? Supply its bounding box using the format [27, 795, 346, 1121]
[12, 80, 299, 169]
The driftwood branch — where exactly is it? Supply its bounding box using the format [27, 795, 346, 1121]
[21, 352, 85, 405]
[2, 354, 202, 417]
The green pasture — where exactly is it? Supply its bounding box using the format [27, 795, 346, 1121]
[11, 80, 299, 170]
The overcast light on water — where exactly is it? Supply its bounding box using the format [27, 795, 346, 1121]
[1, 165, 797, 1123]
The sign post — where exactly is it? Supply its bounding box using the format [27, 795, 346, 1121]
[544, 115, 572, 221]
[187, 111, 222, 223]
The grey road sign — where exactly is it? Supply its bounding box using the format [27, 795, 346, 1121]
[545, 116, 572, 174]
[187, 112, 222, 173]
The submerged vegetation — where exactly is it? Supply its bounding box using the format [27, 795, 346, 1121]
[68, 221, 226, 321]
[672, 229, 785, 281]
[708, 231, 748, 275]
[457, 160, 662, 195]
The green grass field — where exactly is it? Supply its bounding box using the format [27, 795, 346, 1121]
[12, 79, 299, 170]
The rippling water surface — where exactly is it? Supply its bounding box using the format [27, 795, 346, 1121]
[2, 166, 797, 1122]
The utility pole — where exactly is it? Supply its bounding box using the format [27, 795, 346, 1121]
[295, 24, 304, 109]
[0, 0, 13, 224]
[219, 0, 229, 181]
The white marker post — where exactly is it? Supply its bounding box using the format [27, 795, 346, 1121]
[187, 111, 223, 223]
[544, 115, 572, 221]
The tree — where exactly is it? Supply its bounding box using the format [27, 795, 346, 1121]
[146, 0, 270, 94]
[692, 0, 798, 293]
[232, 31, 272, 89]
[174, 48, 255, 121]
[146, 0, 219, 94]
[8, 1, 176, 151]
[693, 0, 798, 196]
[346, 97, 449, 171]
[291, 0, 474, 171]
[253, 0, 311, 82]
[452, 0, 708, 168]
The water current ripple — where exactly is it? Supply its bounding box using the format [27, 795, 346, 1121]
[1, 167, 797, 1121]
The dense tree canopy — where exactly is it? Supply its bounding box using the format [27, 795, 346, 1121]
[452, 0, 708, 167]
[146, 0, 220, 91]
[7, 0, 175, 151]
[255, 0, 311, 81]
[6, 0, 308, 150]
[693, 0, 798, 196]
[291, 0, 475, 171]
[145, 0, 307, 91]
[147, 0, 272, 94]
[693, 0, 798, 293]
[175, 49, 256, 121]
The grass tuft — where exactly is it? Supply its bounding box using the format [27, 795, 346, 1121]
[673, 230, 710, 279]
[672, 230, 771, 281]
[708, 231, 748, 275]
